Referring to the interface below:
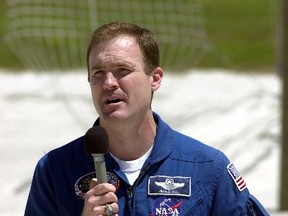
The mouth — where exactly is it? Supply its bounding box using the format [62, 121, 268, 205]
[106, 98, 123, 105]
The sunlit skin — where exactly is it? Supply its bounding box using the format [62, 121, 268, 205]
[88, 35, 163, 161]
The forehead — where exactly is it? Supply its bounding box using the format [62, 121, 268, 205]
[91, 36, 139, 56]
[89, 35, 144, 67]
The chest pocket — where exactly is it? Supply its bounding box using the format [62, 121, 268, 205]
[182, 182, 210, 216]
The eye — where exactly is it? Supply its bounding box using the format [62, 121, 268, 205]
[92, 70, 105, 79]
[117, 68, 131, 76]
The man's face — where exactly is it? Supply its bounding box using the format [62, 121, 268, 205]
[88, 35, 161, 123]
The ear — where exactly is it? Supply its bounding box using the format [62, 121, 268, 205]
[151, 67, 163, 92]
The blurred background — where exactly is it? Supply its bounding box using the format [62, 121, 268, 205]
[0, 0, 277, 72]
[1, 0, 287, 215]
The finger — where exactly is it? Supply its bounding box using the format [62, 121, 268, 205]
[90, 183, 117, 196]
[97, 191, 118, 205]
[110, 202, 119, 214]
[87, 183, 118, 205]
[89, 178, 98, 189]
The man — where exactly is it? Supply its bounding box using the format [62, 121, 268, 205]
[25, 22, 268, 215]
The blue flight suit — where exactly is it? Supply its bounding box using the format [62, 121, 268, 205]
[25, 112, 269, 215]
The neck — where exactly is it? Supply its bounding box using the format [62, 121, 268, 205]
[101, 111, 156, 161]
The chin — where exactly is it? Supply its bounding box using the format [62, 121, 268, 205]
[102, 110, 129, 121]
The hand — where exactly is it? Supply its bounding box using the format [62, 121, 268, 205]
[81, 178, 119, 216]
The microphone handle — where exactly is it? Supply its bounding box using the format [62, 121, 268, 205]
[92, 154, 108, 183]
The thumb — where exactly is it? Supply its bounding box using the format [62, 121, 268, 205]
[89, 178, 98, 189]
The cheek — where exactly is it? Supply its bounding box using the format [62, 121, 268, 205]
[119, 75, 152, 102]
[90, 86, 101, 104]
[134, 82, 153, 102]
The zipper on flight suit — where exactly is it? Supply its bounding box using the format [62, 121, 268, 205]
[247, 200, 256, 216]
[127, 163, 151, 211]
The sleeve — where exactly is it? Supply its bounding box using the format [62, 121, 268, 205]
[210, 151, 269, 216]
[248, 195, 270, 215]
[24, 154, 59, 216]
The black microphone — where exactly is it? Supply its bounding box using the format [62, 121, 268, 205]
[85, 126, 109, 183]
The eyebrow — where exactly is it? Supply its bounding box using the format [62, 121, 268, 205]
[90, 61, 134, 71]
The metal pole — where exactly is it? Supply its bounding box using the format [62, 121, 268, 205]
[280, 0, 288, 210]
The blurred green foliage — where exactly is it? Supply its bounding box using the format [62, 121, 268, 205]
[0, 1, 23, 70]
[0, 0, 277, 72]
[201, 0, 277, 71]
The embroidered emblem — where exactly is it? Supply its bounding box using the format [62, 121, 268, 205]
[74, 171, 94, 199]
[108, 172, 120, 191]
[227, 163, 247, 191]
[148, 175, 191, 197]
[151, 197, 184, 216]
[74, 171, 120, 199]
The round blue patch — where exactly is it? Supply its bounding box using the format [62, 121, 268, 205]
[74, 171, 120, 199]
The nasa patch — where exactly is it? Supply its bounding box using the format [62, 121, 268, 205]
[151, 197, 184, 216]
[74, 171, 120, 199]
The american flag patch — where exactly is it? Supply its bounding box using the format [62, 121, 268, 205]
[227, 163, 247, 192]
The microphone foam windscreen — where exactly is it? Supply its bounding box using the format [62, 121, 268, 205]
[85, 126, 109, 154]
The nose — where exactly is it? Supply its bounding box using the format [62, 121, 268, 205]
[103, 72, 119, 90]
